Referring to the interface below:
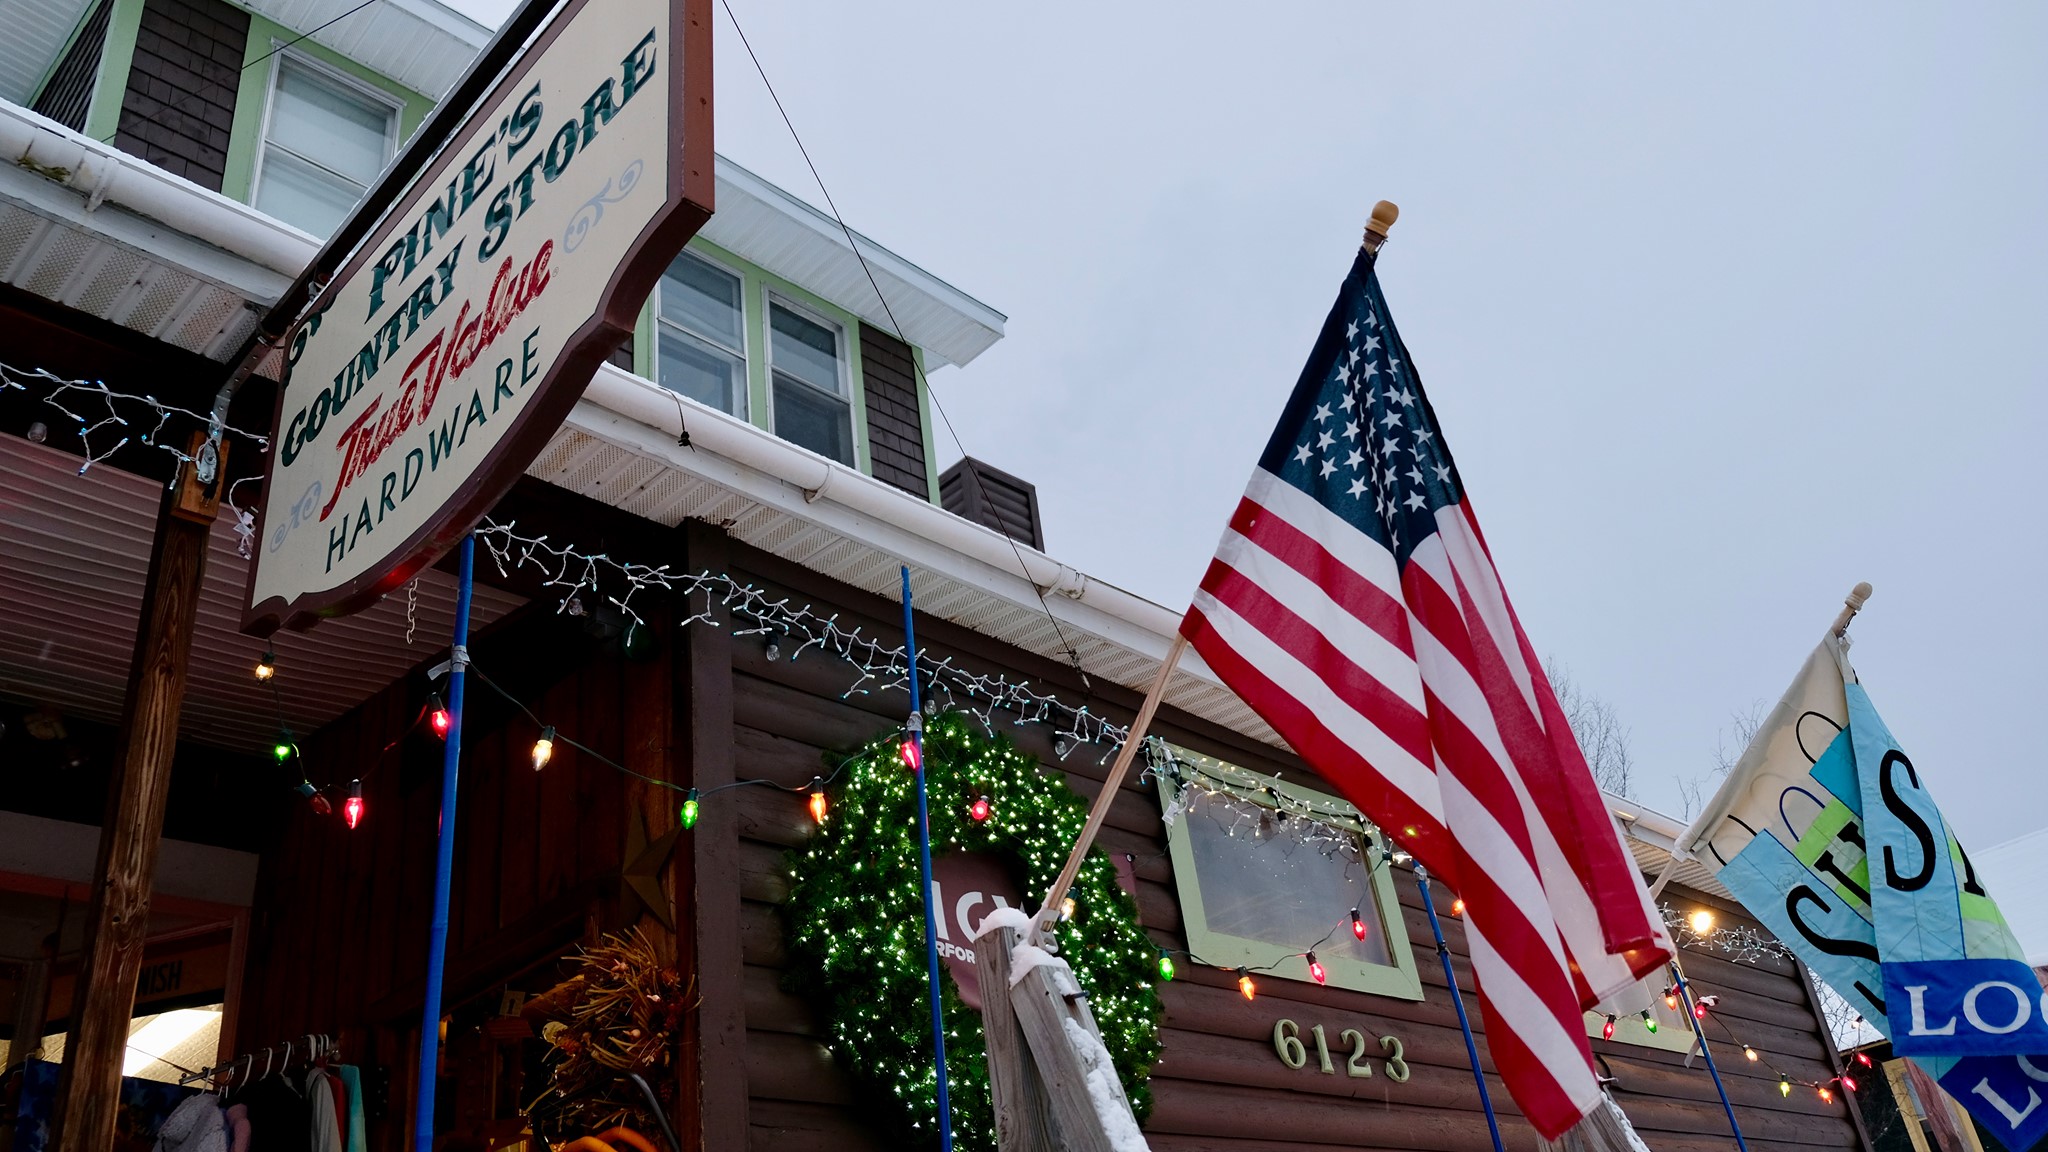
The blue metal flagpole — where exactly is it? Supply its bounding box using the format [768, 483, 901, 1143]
[1415, 863, 1507, 1152]
[1673, 959, 1752, 1152]
[414, 535, 475, 1151]
[900, 565, 955, 1152]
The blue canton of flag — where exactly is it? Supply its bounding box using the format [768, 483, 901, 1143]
[1261, 266, 1464, 567]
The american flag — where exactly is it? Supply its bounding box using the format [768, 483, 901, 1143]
[1180, 246, 1672, 1139]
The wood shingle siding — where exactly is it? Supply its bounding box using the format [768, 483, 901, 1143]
[858, 322, 930, 499]
[30, 0, 112, 132]
[114, 0, 249, 192]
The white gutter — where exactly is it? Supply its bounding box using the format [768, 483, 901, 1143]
[1, 102, 317, 280]
[576, 364, 1218, 686]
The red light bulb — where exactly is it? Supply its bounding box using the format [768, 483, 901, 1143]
[1351, 909, 1368, 940]
[1841, 1075, 1857, 1093]
[1694, 1001, 1708, 1019]
[1602, 1015, 1616, 1040]
[969, 795, 991, 823]
[1306, 952, 1326, 985]
[1855, 1052, 1872, 1067]
[429, 694, 451, 739]
[899, 738, 921, 772]
[343, 779, 365, 830]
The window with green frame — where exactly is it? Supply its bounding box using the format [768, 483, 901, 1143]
[1155, 743, 1422, 999]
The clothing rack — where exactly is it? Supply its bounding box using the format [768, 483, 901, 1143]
[178, 1033, 338, 1088]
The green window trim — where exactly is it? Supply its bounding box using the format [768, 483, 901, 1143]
[639, 236, 879, 478]
[220, 13, 432, 207]
[1156, 743, 1424, 1001]
[79, 0, 144, 143]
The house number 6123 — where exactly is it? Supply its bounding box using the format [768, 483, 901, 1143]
[1272, 1019, 1409, 1081]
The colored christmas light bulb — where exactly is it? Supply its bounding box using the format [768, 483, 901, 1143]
[1351, 908, 1368, 940]
[1694, 1001, 1709, 1019]
[1306, 951, 1326, 984]
[309, 792, 331, 817]
[531, 726, 555, 772]
[1664, 987, 1680, 1011]
[1157, 953, 1175, 982]
[680, 788, 700, 830]
[808, 779, 828, 825]
[255, 651, 276, 682]
[429, 694, 451, 739]
[1780, 1076, 1792, 1098]
[1060, 896, 1076, 921]
[1855, 1052, 1872, 1067]
[899, 738, 921, 772]
[1841, 1075, 1857, 1093]
[1602, 1015, 1616, 1040]
[1818, 1086, 1833, 1104]
[1744, 1046, 1759, 1062]
[1237, 970, 1256, 1001]
[969, 795, 991, 823]
[1641, 1011, 1658, 1034]
[273, 732, 294, 763]
[343, 779, 365, 830]
[1450, 897, 1465, 918]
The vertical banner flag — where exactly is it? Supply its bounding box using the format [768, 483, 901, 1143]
[1179, 243, 1672, 1141]
[1679, 636, 2048, 1150]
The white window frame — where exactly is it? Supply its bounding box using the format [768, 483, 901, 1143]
[763, 289, 855, 464]
[249, 46, 402, 225]
[653, 248, 750, 420]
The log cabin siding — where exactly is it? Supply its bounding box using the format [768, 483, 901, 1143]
[711, 540, 1866, 1152]
[231, 515, 1864, 1152]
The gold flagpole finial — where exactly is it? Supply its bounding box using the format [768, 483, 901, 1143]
[1364, 201, 1401, 252]
[1831, 582, 1874, 638]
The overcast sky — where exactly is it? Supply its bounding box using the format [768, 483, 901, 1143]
[453, 1, 2045, 847]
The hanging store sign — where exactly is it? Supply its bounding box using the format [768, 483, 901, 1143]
[243, 0, 712, 634]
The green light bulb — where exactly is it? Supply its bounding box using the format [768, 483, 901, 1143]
[1642, 1010, 1659, 1034]
[1158, 954, 1176, 981]
[680, 788, 700, 829]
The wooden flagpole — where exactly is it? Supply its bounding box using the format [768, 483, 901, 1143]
[1031, 200, 1404, 939]
[1032, 635, 1185, 938]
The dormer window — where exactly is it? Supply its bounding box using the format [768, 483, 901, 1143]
[656, 251, 747, 419]
[252, 55, 399, 237]
[768, 297, 854, 466]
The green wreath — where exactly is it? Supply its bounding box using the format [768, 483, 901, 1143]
[783, 712, 1162, 1151]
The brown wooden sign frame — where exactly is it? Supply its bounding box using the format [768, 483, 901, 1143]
[242, 0, 712, 635]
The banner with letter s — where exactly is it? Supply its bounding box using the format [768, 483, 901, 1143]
[1678, 634, 2048, 1150]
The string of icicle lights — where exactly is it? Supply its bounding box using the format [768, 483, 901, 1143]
[473, 519, 1133, 757]
[0, 361, 270, 477]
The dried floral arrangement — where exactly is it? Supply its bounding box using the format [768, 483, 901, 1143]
[524, 929, 692, 1139]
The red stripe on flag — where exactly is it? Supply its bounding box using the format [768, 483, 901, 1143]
[1227, 497, 1414, 655]
[1180, 605, 1454, 879]
[1196, 559, 1434, 767]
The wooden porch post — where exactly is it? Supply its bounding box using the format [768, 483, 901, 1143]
[51, 437, 223, 1151]
[681, 520, 745, 1150]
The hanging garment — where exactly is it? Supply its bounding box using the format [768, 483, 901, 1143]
[224, 1103, 251, 1152]
[305, 1068, 343, 1152]
[153, 1092, 227, 1152]
[323, 1071, 346, 1146]
[335, 1066, 368, 1152]
[237, 1076, 309, 1152]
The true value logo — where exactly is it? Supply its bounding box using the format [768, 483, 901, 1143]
[244, 0, 711, 634]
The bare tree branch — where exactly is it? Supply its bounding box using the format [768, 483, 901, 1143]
[1546, 657, 1635, 799]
